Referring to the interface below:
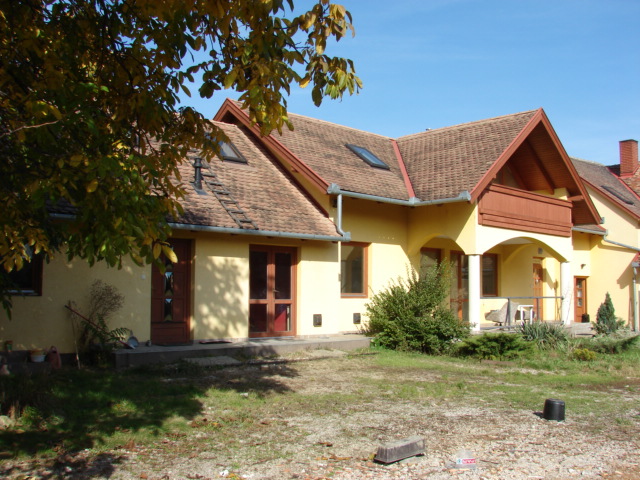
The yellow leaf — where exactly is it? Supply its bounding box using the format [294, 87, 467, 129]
[152, 243, 162, 259]
[86, 179, 99, 193]
[70, 154, 83, 167]
[162, 244, 178, 263]
[299, 77, 310, 88]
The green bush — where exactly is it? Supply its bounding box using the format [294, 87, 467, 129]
[518, 321, 569, 350]
[572, 348, 597, 361]
[455, 332, 534, 360]
[573, 334, 639, 354]
[592, 293, 627, 335]
[363, 263, 470, 355]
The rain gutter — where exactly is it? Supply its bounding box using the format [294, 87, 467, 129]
[572, 226, 606, 235]
[169, 222, 350, 242]
[326, 183, 471, 206]
[50, 213, 350, 243]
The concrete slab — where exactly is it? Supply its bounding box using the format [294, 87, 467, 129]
[113, 334, 371, 369]
[184, 356, 242, 367]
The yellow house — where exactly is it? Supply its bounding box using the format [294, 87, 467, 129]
[572, 140, 640, 330]
[3, 100, 616, 356]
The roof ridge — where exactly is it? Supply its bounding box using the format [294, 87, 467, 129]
[397, 109, 540, 141]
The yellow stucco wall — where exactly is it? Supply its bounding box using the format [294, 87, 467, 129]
[580, 188, 639, 325]
[1, 256, 151, 353]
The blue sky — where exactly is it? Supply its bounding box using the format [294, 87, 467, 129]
[179, 0, 640, 166]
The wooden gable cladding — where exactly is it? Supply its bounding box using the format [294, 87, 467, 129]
[478, 184, 573, 237]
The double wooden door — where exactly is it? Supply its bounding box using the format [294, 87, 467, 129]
[249, 246, 296, 337]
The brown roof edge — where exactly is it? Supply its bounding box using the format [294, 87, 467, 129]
[580, 176, 640, 222]
[469, 108, 602, 226]
[469, 109, 544, 202]
[390, 138, 416, 199]
[214, 99, 330, 194]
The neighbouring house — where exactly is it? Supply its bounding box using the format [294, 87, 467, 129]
[4, 99, 629, 356]
[571, 139, 640, 330]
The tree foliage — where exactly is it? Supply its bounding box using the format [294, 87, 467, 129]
[0, 0, 361, 306]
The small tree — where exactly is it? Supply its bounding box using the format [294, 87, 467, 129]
[363, 263, 470, 355]
[71, 280, 129, 364]
[592, 293, 626, 335]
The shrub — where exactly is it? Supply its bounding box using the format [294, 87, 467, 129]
[592, 293, 626, 335]
[363, 263, 470, 355]
[573, 334, 639, 354]
[70, 280, 129, 365]
[518, 321, 569, 350]
[455, 332, 533, 360]
[572, 348, 597, 361]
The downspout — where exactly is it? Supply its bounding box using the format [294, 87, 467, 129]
[603, 236, 640, 332]
[633, 262, 640, 332]
[335, 192, 347, 237]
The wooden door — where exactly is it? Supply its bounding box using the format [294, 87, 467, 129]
[532, 261, 544, 321]
[151, 239, 192, 345]
[574, 277, 587, 323]
[450, 252, 469, 322]
[249, 246, 296, 338]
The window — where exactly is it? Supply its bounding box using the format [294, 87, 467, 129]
[5, 251, 43, 295]
[218, 140, 247, 163]
[345, 144, 390, 170]
[482, 254, 498, 296]
[341, 243, 367, 296]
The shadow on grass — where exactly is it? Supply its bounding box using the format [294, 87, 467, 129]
[0, 359, 299, 462]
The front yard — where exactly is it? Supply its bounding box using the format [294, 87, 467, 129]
[1, 346, 639, 479]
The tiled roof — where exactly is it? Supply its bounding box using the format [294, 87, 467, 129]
[572, 158, 640, 220]
[268, 112, 411, 200]
[173, 122, 340, 238]
[611, 164, 640, 195]
[397, 111, 538, 201]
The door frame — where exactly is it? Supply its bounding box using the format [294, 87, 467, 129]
[249, 245, 297, 338]
[532, 259, 544, 321]
[150, 238, 192, 345]
[574, 276, 588, 323]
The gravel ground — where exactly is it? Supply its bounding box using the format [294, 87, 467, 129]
[2, 350, 639, 479]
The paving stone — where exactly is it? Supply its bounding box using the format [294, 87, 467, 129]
[374, 435, 426, 464]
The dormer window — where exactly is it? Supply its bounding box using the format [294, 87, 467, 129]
[219, 141, 247, 164]
[345, 144, 389, 170]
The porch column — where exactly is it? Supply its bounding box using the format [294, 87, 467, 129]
[468, 254, 481, 332]
[560, 262, 573, 325]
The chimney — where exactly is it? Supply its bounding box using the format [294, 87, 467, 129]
[193, 157, 203, 191]
[619, 139, 638, 175]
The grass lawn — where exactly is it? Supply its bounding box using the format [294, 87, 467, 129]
[0, 342, 639, 477]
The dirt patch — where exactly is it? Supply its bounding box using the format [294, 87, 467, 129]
[2, 351, 640, 480]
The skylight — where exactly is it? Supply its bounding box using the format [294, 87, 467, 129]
[345, 144, 389, 170]
[601, 185, 634, 205]
[219, 141, 247, 163]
